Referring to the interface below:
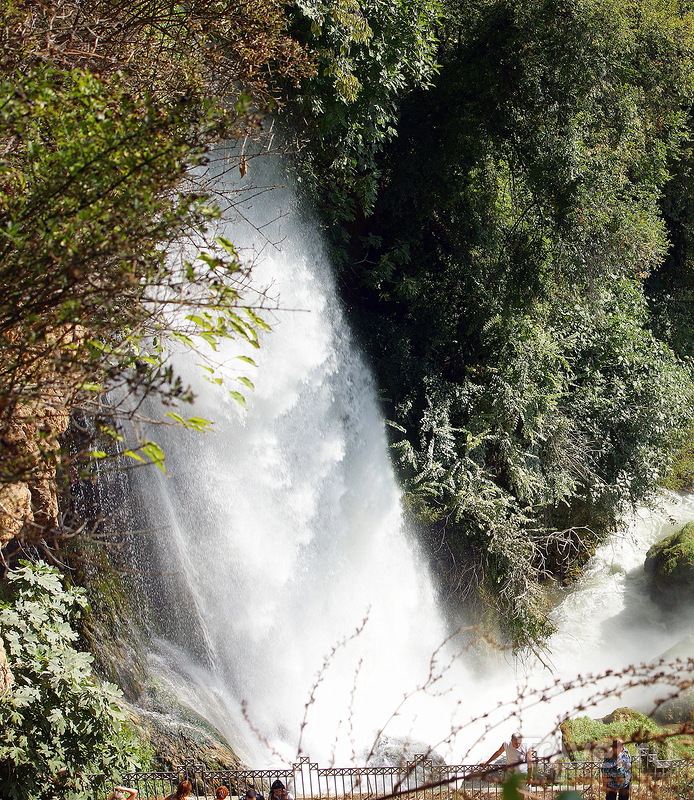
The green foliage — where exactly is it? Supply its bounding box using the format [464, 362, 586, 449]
[0, 0, 314, 543]
[384, 281, 689, 642]
[284, 0, 441, 227]
[560, 710, 673, 760]
[501, 776, 581, 800]
[319, 0, 694, 644]
[0, 561, 138, 799]
[1, 0, 313, 107]
[661, 421, 694, 491]
[651, 113, 694, 362]
[0, 62, 271, 487]
[501, 773, 525, 799]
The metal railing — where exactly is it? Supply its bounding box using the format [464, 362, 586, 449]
[87, 755, 694, 800]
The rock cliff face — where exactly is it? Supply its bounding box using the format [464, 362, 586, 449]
[651, 636, 694, 724]
[0, 395, 71, 547]
[644, 521, 694, 612]
[0, 325, 86, 551]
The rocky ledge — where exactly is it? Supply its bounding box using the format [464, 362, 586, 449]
[644, 521, 694, 612]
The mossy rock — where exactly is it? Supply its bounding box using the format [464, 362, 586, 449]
[560, 708, 668, 761]
[601, 707, 648, 725]
[69, 541, 150, 701]
[126, 681, 246, 770]
[651, 689, 694, 725]
[644, 522, 694, 612]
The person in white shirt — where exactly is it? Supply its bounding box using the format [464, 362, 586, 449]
[482, 731, 533, 780]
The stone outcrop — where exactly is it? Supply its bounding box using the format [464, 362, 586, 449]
[651, 636, 694, 725]
[0, 482, 33, 545]
[651, 687, 694, 725]
[0, 325, 84, 548]
[0, 396, 71, 545]
[644, 522, 694, 612]
[0, 637, 13, 696]
[364, 735, 446, 768]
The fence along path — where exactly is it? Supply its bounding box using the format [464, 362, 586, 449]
[89, 754, 694, 800]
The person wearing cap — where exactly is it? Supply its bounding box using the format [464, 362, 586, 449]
[601, 739, 631, 800]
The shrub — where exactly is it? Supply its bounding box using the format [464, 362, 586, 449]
[0, 561, 138, 799]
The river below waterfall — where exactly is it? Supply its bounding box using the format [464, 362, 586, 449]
[128, 148, 694, 769]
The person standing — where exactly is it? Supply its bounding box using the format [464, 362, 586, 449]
[482, 732, 532, 777]
[601, 739, 631, 800]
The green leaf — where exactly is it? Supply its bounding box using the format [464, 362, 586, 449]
[198, 331, 219, 349]
[187, 416, 212, 429]
[229, 390, 247, 407]
[98, 426, 124, 442]
[140, 441, 166, 472]
[171, 332, 195, 347]
[502, 774, 524, 800]
[214, 236, 238, 257]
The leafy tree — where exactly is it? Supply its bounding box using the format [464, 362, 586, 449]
[323, 0, 694, 643]
[0, 561, 138, 799]
[0, 65, 266, 485]
[0, 0, 313, 559]
[648, 104, 694, 372]
[1, 0, 312, 105]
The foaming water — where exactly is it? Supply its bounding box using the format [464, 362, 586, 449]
[535, 493, 694, 727]
[461, 492, 694, 763]
[547, 492, 694, 672]
[131, 149, 694, 767]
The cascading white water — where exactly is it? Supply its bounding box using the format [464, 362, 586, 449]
[132, 151, 474, 766]
[132, 147, 694, 768]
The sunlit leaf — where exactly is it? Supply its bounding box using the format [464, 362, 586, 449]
[229, 390, 247, 407]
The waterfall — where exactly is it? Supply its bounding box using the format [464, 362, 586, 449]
[130, 150, 471, 766]
[129, 146, 694, 768]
